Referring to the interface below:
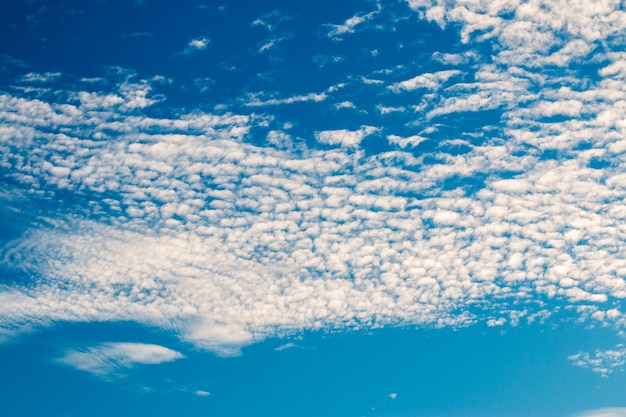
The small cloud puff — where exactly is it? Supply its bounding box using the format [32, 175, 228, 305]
[388, 393, 398, 400]
[194, 390, 211, 397]
[179, 37, 210, 56]
[188, 37, 210, 50]
[57, 342, 184, 376]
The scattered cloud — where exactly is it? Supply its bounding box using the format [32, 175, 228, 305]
[569, 346, 626, 377]
[2, 0, 626, 365]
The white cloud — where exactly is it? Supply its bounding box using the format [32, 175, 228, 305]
[387, 134, 427, 148]
[431, 51, 478, 66]
[21, 72, 62, 83]
[3, 71, 626, 354]
[251, 10, 291, 32]
[377, 105, 405, 114]
[244, 92, 327, 106]
[572, 408, 626, 417]
[326, 7, 379, 38]
[57, 342, 184, 376]
[388, 393, 398, 400]
[194, 390, 211, 397]
[315, 126, 379, 147]
[388, 70, 460, 92]
[487, 318, 506, 327]
[187, 37, 210, 51]
[274, 342, 297, 351]
[335, 101, 357, 110]
[2, 0, 626, 365]
[569, 346, 626, 377]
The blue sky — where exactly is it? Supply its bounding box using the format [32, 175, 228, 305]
[1, 0, 626, 416]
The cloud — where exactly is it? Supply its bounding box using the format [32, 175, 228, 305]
[20, 72, 62, 83]
[122, 32, 154, 39]
[274, 342, 297, 351]
[572, 408, 626, 417]
[178, 37, 210, 56]
[388, 70, 460, 92]
[251, 10, 291, 32]
[325, 7, 380, 39]
[315, 126, 380, 147]
[2, 0, 626, 365]
[335, 101, 357, 110]
[188, 38, 210, 50]
[387, 134, 427, 148]
[569, 346, 626, 377]
[194, 390, 211, 397]
[3, 61, 626, 356]
[377, 105, 405, 115]
[57, 342, 184, 376]
[244, 92, 327, 106]
[388, 393, 397, 400]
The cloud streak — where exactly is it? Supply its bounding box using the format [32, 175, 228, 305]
[57, 342, 184, 376]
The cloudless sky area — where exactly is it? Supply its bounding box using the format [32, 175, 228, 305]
[2, 1, 626, 416]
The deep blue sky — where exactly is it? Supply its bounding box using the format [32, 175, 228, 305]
[2, 1, 626, 416]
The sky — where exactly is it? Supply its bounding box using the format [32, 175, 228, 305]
[1, 0, 626, 416]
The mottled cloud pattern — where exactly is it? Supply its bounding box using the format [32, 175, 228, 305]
[1, 0, 626, 358]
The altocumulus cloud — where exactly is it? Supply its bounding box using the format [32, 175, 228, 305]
[1, 0, 626, 362]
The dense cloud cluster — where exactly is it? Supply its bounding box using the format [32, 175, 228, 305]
[1, 0, 626, 357]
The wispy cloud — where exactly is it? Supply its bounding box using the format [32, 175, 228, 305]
[251, 10, 292, 32]
[20, 72, 62, 83]
[572, 408, 626, 417]
[244, 92, 327, 106]
[388, 70, 460, 92]
[325, 7, 380, 39]
[274, 342, 297, 351]
[57, 342, 184, 376]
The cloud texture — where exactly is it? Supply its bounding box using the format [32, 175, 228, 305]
[1, 0, 626, 358]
